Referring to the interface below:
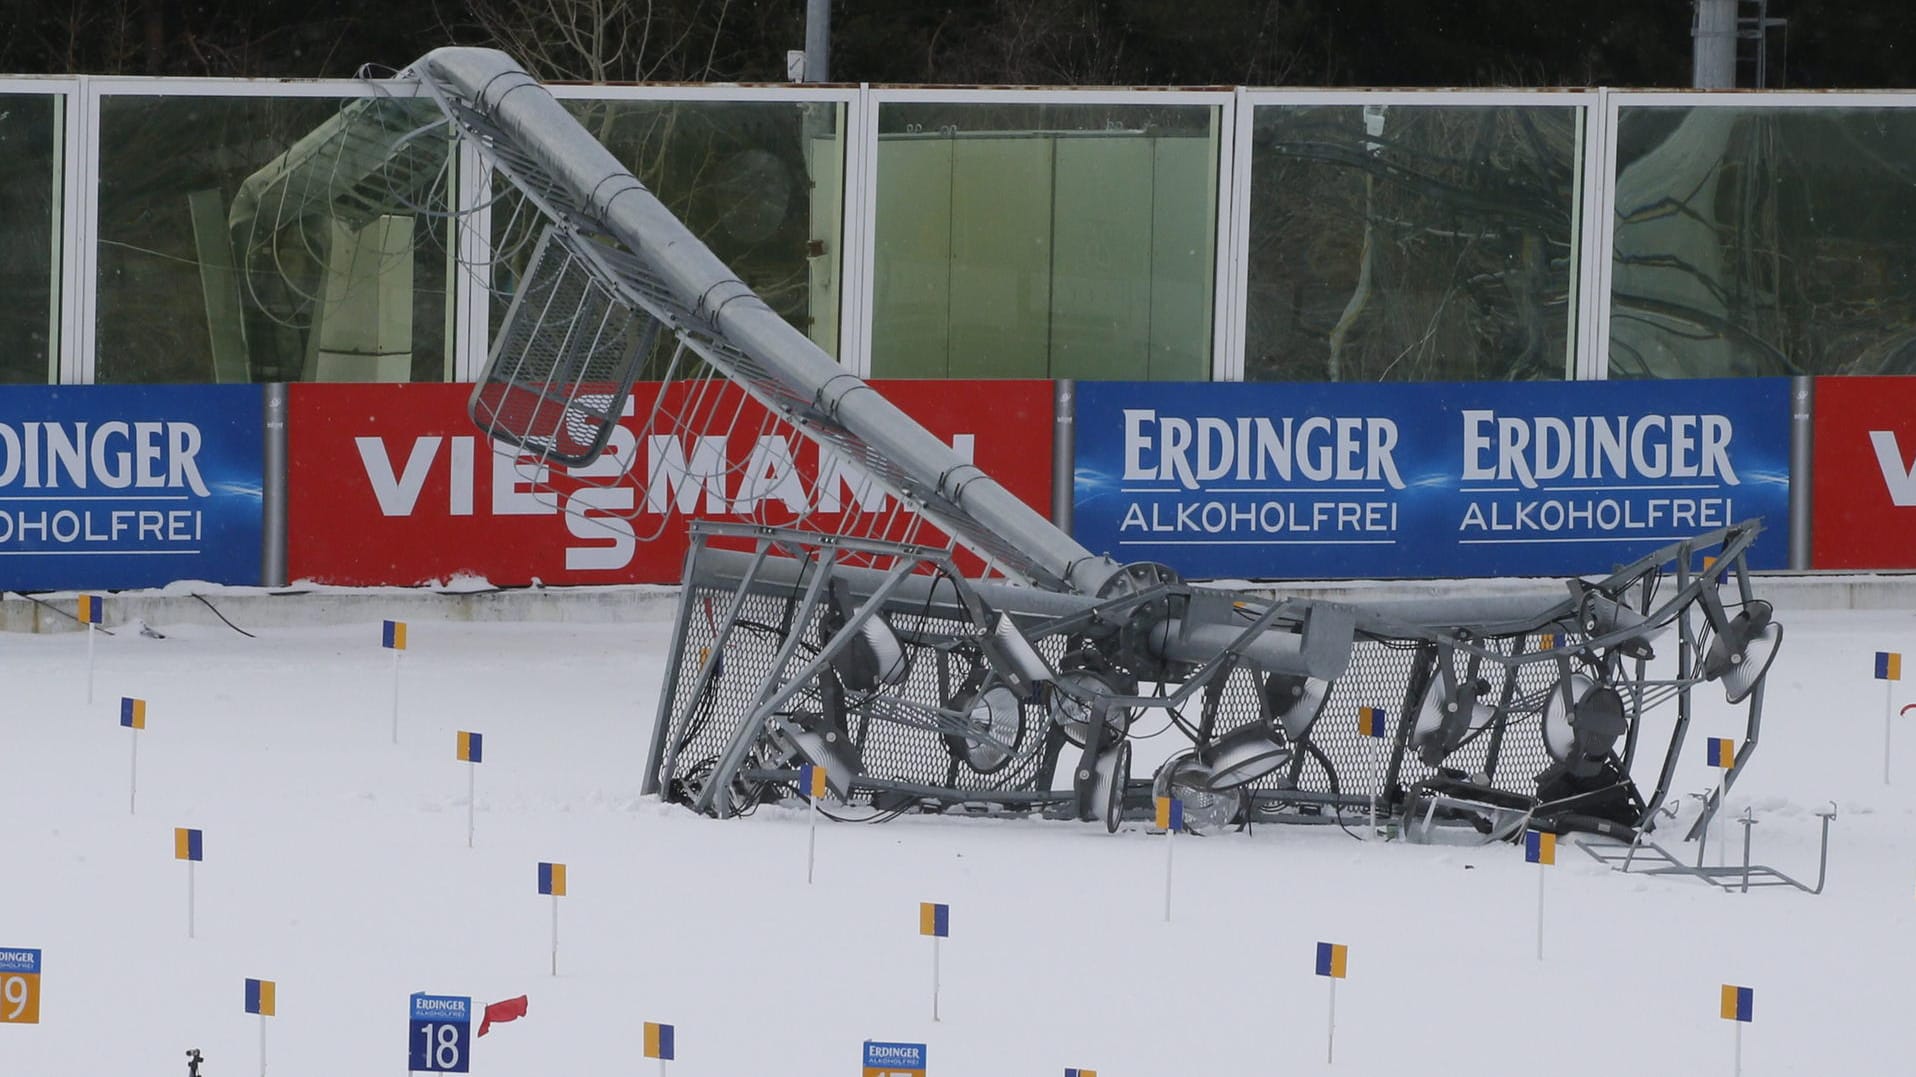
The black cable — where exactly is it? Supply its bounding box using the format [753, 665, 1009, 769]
[191, 594, 256, 638]
[6, 592, 116, 636]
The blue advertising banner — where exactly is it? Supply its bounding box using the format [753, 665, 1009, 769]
[1073, 379, 1791, 579]
[0, 386, 263, 589]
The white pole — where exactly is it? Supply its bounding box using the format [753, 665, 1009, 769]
[129, 728, 139, 814]
[551, 893, 559, 976]
[1886, 679, 1894, 785]
[466, 763, 476, 848]
[391, 650, 402, 745]
[1326, 977, 1337, 1064]
[187, 860, 196, 940]
[931, 935, 941, 1022]
[806, 793, 819, 884]
[1369, 737, 1382, 839]
[86, 623, 96, 703]
[1163, 826, 1175, 922]
[260, 1013, 267, 1077]
[1535, 862, 1546, 961]
[1734, 1020, 1742, 1076]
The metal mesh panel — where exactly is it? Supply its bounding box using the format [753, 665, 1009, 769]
[472, 229, 659, 467]
[655, 572, 1061, 806]
[1231, 630, 1583, 803]
[657, 584, 813, 801]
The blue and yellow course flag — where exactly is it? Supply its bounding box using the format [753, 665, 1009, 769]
[643, 1021, 675, 1060]
[538, 862, 566, 897]
[1877, 651, 1901, 682]
[120, 697, 146, 730]
[1357, 706, 1387, 738]
[1705, 737, 1736, 769]
[919, 902, 949, 938]
[245, 978, 275, 1017]
[174, 828, 203, 862]
[803, 763, 828, 799]
[1720, 984, 1753, 1022]
[1525, 829, 1556, 865]
[1065, 1069, 1098, 1077]
[77, 594, 102, 624]
[457, 731, 483, 763]
[1156, 795, 1183, 831]
[382, 620, 407, 651]
[1315, 941, 1348, 979]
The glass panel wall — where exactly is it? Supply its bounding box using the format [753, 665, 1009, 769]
[1244, 103, 1582, 382]
[486, 98, 847, 371]
[95, 93, 451, 383]
[1610, 105, 1916, 378]
[0, 93, 61, 383]
[870, 101, 1219, 380]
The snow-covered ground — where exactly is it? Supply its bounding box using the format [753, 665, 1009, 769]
[4, 597, 1915, 1076]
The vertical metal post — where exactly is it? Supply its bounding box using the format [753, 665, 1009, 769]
[1052, 379, 1076, 534]
[1535, 863, 1546, 960]
[1326, 978, 1337, 1064]
[1886, 679, 1897, 785]
[187, 860, 196, 939]
[261, 383, 289, 586]
[551, 894, 559, 976]
[930, 935, 940, 1022]
[391, 649, 402, 746]
[1162, 825, 1175, 922]
[804, 0, 831, 83]
[1692, 0, 1738, 88]
[1737, 809, 1756, 893]
[1788, 377, 1813, 569]
[86, 622, 96, 703]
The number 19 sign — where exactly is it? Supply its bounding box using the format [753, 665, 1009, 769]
[0, 948, 40, 1024]
[408, 993, 472, 1073]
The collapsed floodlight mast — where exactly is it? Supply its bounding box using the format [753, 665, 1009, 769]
[321, 48, 1785, 844]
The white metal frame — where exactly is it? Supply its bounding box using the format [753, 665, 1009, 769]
[545, 82, 863, 374]
[1590, 88, 1916, 381]
[24, 75, 1916, 387]
[74, 77, 429, 384]
[0, 78, 82, 383]
[1227, 88, 1602, 384]
[850, 85, 1238, 380]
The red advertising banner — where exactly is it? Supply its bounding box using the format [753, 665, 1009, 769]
[287, 381, 1054, 586]
[1812, 376, 1916, 568]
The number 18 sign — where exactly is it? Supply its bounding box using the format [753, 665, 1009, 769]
[0, 948, 40, 1024]
[408, 993, 472, 1073]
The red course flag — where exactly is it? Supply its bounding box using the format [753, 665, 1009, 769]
[477, 995, 529, 1037]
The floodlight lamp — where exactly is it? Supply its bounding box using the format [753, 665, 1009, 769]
[1703, 600, 1781, 704]
[1577, 590, 1668, 659]
[787, 711, 862, 800]
[822, 581, 909, 692]
[1262, 672, 1331, 739]
[980, 612, 1052, 697]
[1411, 675, 1496, 767]
[947, 682, 1024, 773]
[1542, 673, 1627, 778]
[1198, 720, 1292, 790]
[1047, 668, 1132, 746]
[1152, 752, 1242, 834]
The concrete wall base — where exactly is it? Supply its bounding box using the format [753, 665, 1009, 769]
[6, 572, 1914, 635]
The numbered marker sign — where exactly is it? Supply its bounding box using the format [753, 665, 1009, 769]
[408, 993, 471, 1073]
[0, 948, 41, 1025]
[862, 1040, 927, 1077]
